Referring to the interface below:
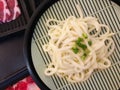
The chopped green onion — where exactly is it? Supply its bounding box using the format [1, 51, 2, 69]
[77, 43, 87, 50]
[82, 33, 88, 39]
[72, 47, 79, 54]
[82, 44, 87, 50]
[81, 55, 86, 60]
[81, 53, 87, 60]
[85, 49, 90, 54]
[77, 37, 84, 42]
[83, 53, 87, 57]
[75, 41, 80, 46]
[75, 37, 84, 45]
[88, 40, 92, 46]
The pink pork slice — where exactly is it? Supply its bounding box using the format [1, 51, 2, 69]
[6, 0, 21, 21]
[0, 0, 11, 23]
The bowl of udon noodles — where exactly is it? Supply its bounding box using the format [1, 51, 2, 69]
[24, 0, 120, 90]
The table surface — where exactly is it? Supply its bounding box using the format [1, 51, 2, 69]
[0, 31, 29, 89]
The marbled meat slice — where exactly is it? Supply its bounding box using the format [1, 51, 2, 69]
[6, 0, 21, 21]
[0, 0, 11, 23]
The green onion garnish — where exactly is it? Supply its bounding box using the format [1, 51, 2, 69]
[81, 55, 86, 60]
[77, 37, 84, 42]
[83, 53, 87, 57]
[81, 53, 87, 60]
[72, 47, 79, 54]
[88, 40, 92, 46]
[77, 43, 87, 50]
[85, 49, 90, 54]
[82, 33, 88, 39]
[75, 37, 84, 45]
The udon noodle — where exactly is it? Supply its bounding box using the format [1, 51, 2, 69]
[43, 5, 115, 82]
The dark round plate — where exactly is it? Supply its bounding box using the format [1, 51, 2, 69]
[24, 0, 120, 90]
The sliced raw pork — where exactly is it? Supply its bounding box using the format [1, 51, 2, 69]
[6, 0, 21, 21]
[0, 0, 11, 23]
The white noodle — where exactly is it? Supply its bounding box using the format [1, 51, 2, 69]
[43, 5, 115, 83]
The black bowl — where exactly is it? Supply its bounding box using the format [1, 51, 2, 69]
[24, 0, 120, 90]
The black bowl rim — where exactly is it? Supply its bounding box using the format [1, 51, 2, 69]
[24, 0, 59, 90]
[112, 0, 120, 6]
[23, 0, 119, 90]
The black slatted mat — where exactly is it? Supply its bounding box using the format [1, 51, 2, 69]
[0, 0, 35, 38]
